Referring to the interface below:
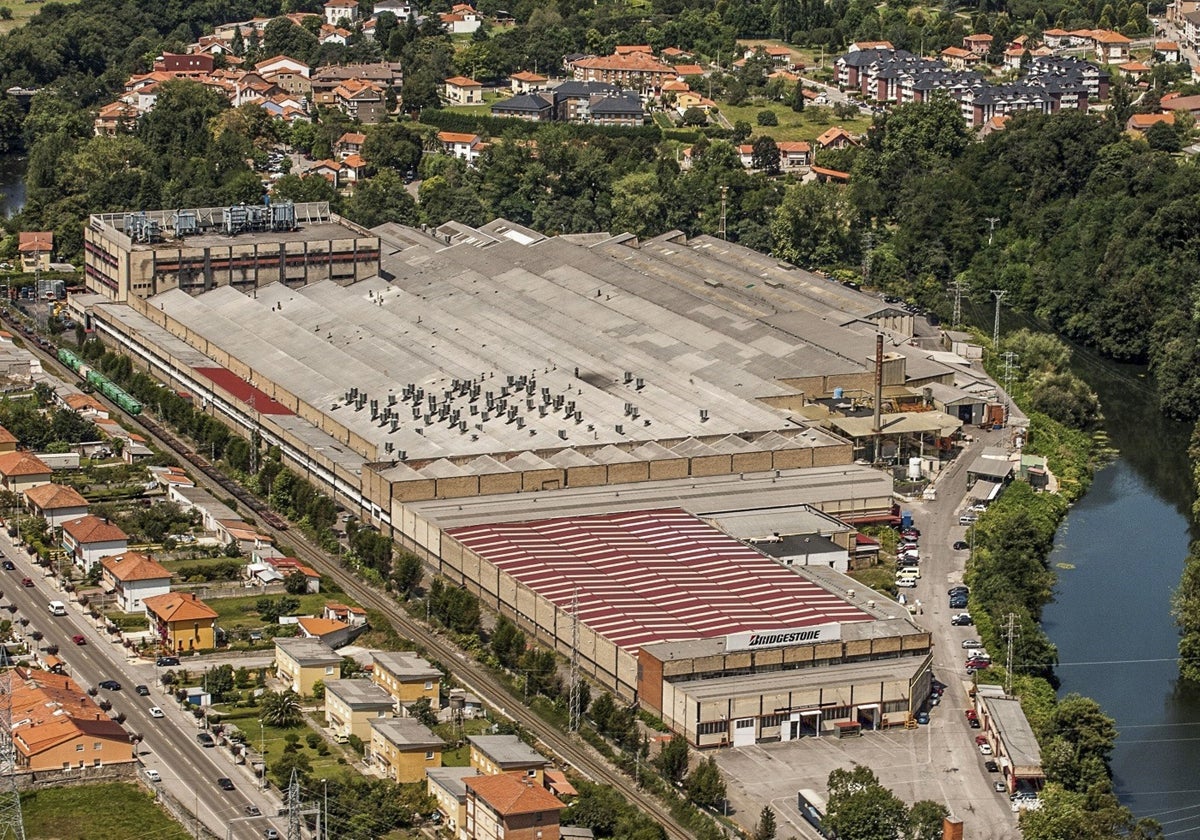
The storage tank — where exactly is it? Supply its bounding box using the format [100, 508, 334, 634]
[907, 457, 922, 480]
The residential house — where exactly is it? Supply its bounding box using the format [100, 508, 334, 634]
[94, 101, 140, 136]
[978, 114, 1010, 137]
[61, 514, 127, 569]
[615, 44, 652, 55]
[1161, 92, 1200, 116]
[374, 0, 415, 19]
[324, 602, 367, 626]
[1094, 30, 1132, 62]
[674, 90, 717, 114]
[341, 154, 368, 183]
[156, 53, 214, 75]
[370, 718, 443, 782]
[334, 79, 386, 123]
[324, 0, 359, 25]
[444, 76, 484, 104]
[570, 50, 676, 91]
[319, 24, 352, 45]
[545, 771, 578, 801]
[8, 668, 134, 771]
[468, 735, 548, 783]
[275, 637, 341, 696]
[324, 679, 394, 742]
[660, 47, 692, 62]
[1157, 41, 1182, 62]
[336, 131, 366, 158]
[673, 63, 706, 78]
[1042, 28, 1071, 49]
[491, 92, 554, 121]
[297, 616, 355, 648]
[1003, 46, 1027, 71]
[215, 518, 274, 553]
[586, 93, 645, 126]
[963, 33, 994, 55]
[18, 232, 54, 273]
[1119, 61, 1151, 80]
[1127, 112, 1175, 132]
[777, 141, 813, 169]
[255, 56, 313, 99]
[815, 126, 857, 151]
[311, 63, 403, 106]
[24, 482, 88, 529]
[940, 46, 980, 70]
[268, 556, 321, 591]
[437, 131, 486, 165]
[310, 159, 345, 187]
[143, 591, 218, 653]
[63, 393, 109, 419]
[551, 80, 618, 121]
[0, 426, 14, 453]
[372, 651, 441, 711]
[427, 766, 480, 836]
[440, 4, 482, 34]
[100, 550, 172, 613]
[464, 773, 565, 840]
[510, 71, 548, 94]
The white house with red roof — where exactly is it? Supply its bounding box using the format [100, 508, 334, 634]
[61, 515, 128, 570]
[100, 550, 172, 612]
[324, 0, 359, 25]
[443, 76, 483, 104]
[436, 131, 486, 165]
[0, 451, 52, 493]
[24, 483, 89, 529]
[336, 131, 366, 158]
[440, 3, 481, 34]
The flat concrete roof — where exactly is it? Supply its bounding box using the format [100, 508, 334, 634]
[407, 463, 893, 530]
[981, 695, 1043, 771]
[830, 410, 964, 438]
[467, 735, 547, 767]
[371, 651, 440, 680]
[274, 637, 341, 665]
[703, 506, 851, 540]
[426, 766, 480, 799]
[674, 654, 928, 703]
[369, 717, 443, 748]
[324, 679, 394, 708]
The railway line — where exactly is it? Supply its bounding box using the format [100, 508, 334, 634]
[25, 328, 697, 840]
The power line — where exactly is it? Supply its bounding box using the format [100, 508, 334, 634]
[0, 668, 26, 840]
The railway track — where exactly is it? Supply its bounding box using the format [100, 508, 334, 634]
[25, 331, 697, 840]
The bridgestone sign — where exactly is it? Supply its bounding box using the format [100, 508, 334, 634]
[726, 622, 842, 652]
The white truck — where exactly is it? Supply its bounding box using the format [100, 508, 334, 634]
[48, 601, 67, 616]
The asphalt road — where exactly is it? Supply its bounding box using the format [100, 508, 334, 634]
[0, 532, 282, 840]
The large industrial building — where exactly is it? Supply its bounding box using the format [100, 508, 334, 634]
[76, 210, 991, 747]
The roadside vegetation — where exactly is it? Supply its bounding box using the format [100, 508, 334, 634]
[21, 782, 189, 840]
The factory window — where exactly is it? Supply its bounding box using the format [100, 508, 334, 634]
[696, 721, 727, 736]
[76, 744, 84, 751]
[759, 714, 783, 728]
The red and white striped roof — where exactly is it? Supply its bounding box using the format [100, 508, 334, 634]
[447, 509, 871, 655]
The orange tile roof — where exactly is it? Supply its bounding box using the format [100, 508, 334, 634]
[24, 482, 88, 510]
[342, 153, 367, 168]
[574, 52, 671, 73]
[0, 426, 16, 445]
[18, 232, 53, 253]
[615, 44, 652, 54]
[444, 75, 482, 87]
[62, 514, 127, 544]
[511, 71, 547, 82]
[964, 33, 994, 41]
[0, 451, 51, 478]
[1119, 61, 1150, 72]
[941, 46, 973, 58]
[673, 64, 705, 76]
[298, 617, 348, 638]
[7, 668, 129, 758]
[338, 131, 366, 145]
[544, 769, 578, 796]
[777, 141, 812, 153]
[1157, 41, 1180, 50]
[1128, 112, 1174, 129]
[143, 591, 218, 623]
[438, 131, 480, 144]
[65, 393, 108, 413]
[1094, 29, 1131, 43]
[466, 773, 565, 816]
[101, 550, 172, 582]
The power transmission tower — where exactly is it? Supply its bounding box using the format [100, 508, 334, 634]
[861, 231, 874, 286]
[287, 769, 302, 840]
[0, 666, 26, 840]
[1001, 353, 1019, 420]
[1004, 612, 1018, 696]
[990, 289, 1006, 350]
[718, 186, 728, 241]
[568, 587, 581, 733]
[950, 279, 965, 328]
[986, 216, 1000, 246]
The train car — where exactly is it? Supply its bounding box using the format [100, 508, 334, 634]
[57, 347, 84, 373]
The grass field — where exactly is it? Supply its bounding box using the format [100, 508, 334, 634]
[209, 592, 340, 633]
[715, 101, 873, 142]
[0, 0, 80, 35]
[22, 782, 190, 840]
[219, 706, 351, 782]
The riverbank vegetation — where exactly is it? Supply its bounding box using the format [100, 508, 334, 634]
[1172, 427, 1200, 683]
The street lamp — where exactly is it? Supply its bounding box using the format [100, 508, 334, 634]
[258, 719, 266, 790]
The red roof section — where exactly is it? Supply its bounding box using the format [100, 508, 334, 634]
[447, 509, 871, 655]
[466, 773, 565, 816]
[195, 367, 294, 415]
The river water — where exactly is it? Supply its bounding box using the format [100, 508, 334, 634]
[1042, 349, 1200, 834]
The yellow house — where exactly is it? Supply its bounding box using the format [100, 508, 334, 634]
[369, 717, 443, 782]
[0, 426, 17, 453]
[143, 592, 217, 653]
[468, 735, 548, 784]
[323, 679, 394, 742]
[274, 637, 341, 696]
[427, 766, 479, 835]
[371, 651, 441, 711]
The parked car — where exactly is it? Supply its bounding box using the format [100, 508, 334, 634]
[197, 733, 215, 747]
[951, 613, 974, 626]
[98, 680, 121, 691]
[975, 734, 988, 745]
[217, 778, 235, 791]
[20, 577, 32, 587]
[72, 634, 86, 645]
[953, 540, 969, 551]
[896, 577, 917, 588]
[156, 656, 180, 667]
[962, 639, 983, 649]
[965, 658, 992, 670]
[149, 707, 165, 718]
[965, 709, 978, 721]
[143, 769, 162, 783]
[950, 597, 968, 609]
[979, 743, 993, 756]
[1, 560, 14, 570]
[265, 830, 279, 840]
[135, 685, 150, 696]
[948, 585, 969, 596]
[985, 760, 1000, 772]
[969, 717, 981, 729]
[994, 781, 1007, 792]
[915, 711, 929, 724]
[245, 805, 261, 816]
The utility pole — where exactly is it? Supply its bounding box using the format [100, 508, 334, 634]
[986, 216, 1000, 246]
[1001, 352, 1019, 402]
[568, 586, 580, 733]
[718, 186, 728, 241]
[1004, 612, 1018, 696]
[990, 289, 1006, 350]
[861, 231, 874, 286]
[0, 668, 26, 840]
[950, 278, 964, 328]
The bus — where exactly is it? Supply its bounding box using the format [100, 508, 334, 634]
[797, 789, 836, 838]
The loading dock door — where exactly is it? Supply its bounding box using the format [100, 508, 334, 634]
[801, 710, 822, 737]
[856, 704, 880, 731]
[733, 718, 756, 747]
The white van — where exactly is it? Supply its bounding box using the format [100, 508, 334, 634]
[896, 567, 921, 582]
[48, 601, 67, 616]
